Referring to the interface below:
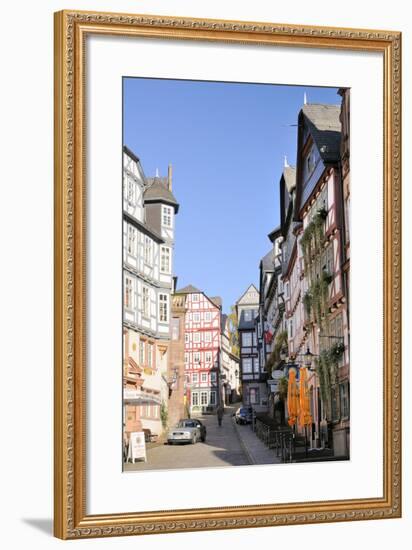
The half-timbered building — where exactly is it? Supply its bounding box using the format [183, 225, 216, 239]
[293, 103, 350, 455]
[236, 284, 268, 412]
[221, 314, 241, 404]
[175, 285, 222, 414]
[123, 146, 179, 443]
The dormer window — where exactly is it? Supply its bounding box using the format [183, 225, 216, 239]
[162, 206, 172, 227]
[306, 145, 316, 177]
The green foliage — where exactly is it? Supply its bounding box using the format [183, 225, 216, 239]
[277, 376, 289, 401]
[227, 305, 240, 357]
[303, 291, 312, 316]
[303, 271, 332, 327]
[160, 401, 168, 429]
[266, 330, 288, 371]
[300, 209, 327, 272]
[316, 342, 345, 420]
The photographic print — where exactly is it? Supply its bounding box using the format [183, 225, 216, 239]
[54, 10, 401, 538]
[122, 79, 350, 471]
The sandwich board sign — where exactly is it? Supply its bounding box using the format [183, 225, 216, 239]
[127, 431, 147, 463]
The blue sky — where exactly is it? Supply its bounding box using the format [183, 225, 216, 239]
[123, 78, 339, 313]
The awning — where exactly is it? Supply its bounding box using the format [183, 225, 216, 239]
[123, 390, 162, 406]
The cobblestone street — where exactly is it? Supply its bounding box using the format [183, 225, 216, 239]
[124, 405, 251, 472]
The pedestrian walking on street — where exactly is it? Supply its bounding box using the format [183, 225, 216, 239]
[217, 405, 224, 427]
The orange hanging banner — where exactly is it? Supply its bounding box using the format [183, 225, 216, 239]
[287, 368, 299, 427]
[298, 367, 313, 428]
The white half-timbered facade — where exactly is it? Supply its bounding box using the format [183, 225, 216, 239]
[123, 146, 179, 442]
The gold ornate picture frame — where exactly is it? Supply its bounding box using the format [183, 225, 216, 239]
[54, 9, 401, 540]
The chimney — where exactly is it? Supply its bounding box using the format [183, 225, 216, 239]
[168, 164, 173, 191]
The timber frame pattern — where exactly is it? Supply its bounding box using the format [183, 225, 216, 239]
[54, 9, 401, 540]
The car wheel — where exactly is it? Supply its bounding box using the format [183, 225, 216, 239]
[192, 436, 197, 444]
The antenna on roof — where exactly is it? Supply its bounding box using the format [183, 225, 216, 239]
[304, 92, 308, 105]
[284, 155, 289, 168]
[155, 168, 159, 177]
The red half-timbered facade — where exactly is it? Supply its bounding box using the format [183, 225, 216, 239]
[175, 285, 222, 414]
[292, 103, 350, 456]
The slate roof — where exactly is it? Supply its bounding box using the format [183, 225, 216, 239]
[210, 296, 222, 309]
[238, 310, 257, 330]
[302, 104, 342, 163]
[260, 249, 275, 273]
[144, 177, 179, 212]
[268, 225, 282, 243]
[123, 212, 164, 243]
[283, 166, 296, 193]
[175, 284, 202, 294]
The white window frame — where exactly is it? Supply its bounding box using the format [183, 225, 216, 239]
[160, 246, 171, 274]
[127, 177, 135, 205]
[193, 312, 200, 323]
[205, 351, 212, 363]
[210, 372, 217, 383]
[209, 391, 217, 405]
[185, 333, 189, 343]
[204, 311, 211, 322]
[142, 286, 150, 318]
[144, 236, 152, 266]
[124, 276, 133, 310]
[204, 332, 212, 343]
[253, 357, 260, 373]
[200, 391, 208, 406]
[147, 343, 153, 368]
[192, 372, 199, 384]
[192, 294, 199, 302]
[193, 352, 200, 364]
[201, 372, 207, 383]
[159, 293, 169, 323]
[242, 358, 253, 374]
[244, 310, 252, 321]
[139, 340, 145, 365]
[242, 332, 252, 347]
[192, 392, 199, 406]
[127, 224, 136, 256]
[162, 205, 172, 227]
[193, 333, 200, 343]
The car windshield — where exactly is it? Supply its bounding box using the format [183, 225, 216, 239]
[239, 408, 251, 414]
[179, 420, 197, 427]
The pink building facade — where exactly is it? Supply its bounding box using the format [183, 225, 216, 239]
[175, 285, 222, 414]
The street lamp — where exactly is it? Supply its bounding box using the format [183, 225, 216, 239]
[304, 347, 314, 369]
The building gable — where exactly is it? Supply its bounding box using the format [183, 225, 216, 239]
[294, 103, 341, 220]
[236, 284, 259, 306]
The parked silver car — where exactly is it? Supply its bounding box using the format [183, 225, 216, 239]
[167, 419, 203, 444]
